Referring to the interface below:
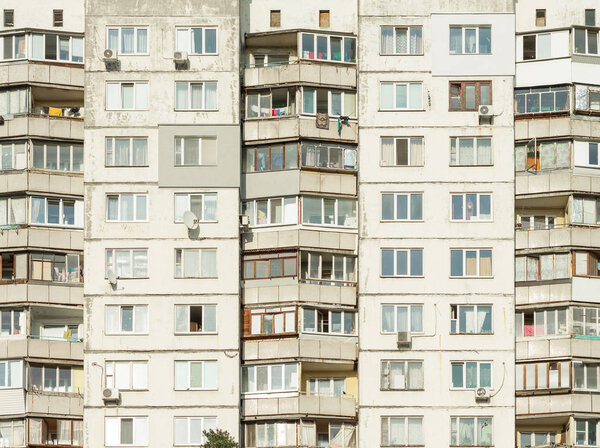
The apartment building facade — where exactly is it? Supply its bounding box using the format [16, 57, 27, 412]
[239, 2, 359, 447]
[0, 1, 85, 448]
[358, 1, 516, 447]
[514, 2, 600, 447]
[83, 1, 240, 447]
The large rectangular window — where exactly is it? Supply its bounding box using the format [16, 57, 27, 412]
[451, 305, 492, 334]
[575, 84, 600, 113]
[308, 377, 345, 397]
[0, 197, 26, 226]
[380, 137, 424, 167]
[246, 306, 296, 337]
[105, 249, 148, 278]
[575, 419, 598, 447]
[573, 307, 600, 336]
[107, 27, 148, 55]
[1, 141, 26, 170]
[175, 82, 217, 110]
[246, 88, 296, 118]
[450, 249, 492, 278]
[106, 194, 147, 222]
[301, 143, 357, 170]
[522, 33, 551, 60]
[105, 361, 148, 390]
[449, 81, 491, 111]
[303, 308, 356, 335]
[106, 82, 148, 110]
[380, 360, 423, 390]
[245, 422, 299, 448]
[380, 82, 422, 110]
[30, 253, 81, 283]
[380, 26, 423, 55]
[381, 249, 423, 277]
[451, 361, 491, 389]
[32, 142, 83, 172]
[575, 141, 600, 168]
[0, 360, 22, 388]
[243, 252, 297, 280]
[0, 420, 24, 447]
[520, 432, 556, 448]
[516, 361, 570, 390]
[302, 196, 357, 227]
[516, 309, 569, 338]
[174, 249, 217, 278]
[105, 417, 148, 447]
[0, 34, 26, 60]
[175, 305, 217, 334]
[300, 33, 356, 63]
[515, 140, 571, 172]
[241, 363, 298, 394]
[174, 193, 217, 222]
[0, 310, 24, 337]
[105, 305, 148, 335]
[31, 33, 84, 63]
[242, 197, 297, 227]
[450, 137, 492, 166]
[174, 360, 217, 390]
[175, 27, 217, 54]
[380, 417, 423, 446]
[29, 418, 82, 446]
[451, 193, 492, 221]
[381, 193, 423, 221]
[244, 142, 299, 172]
[300, 252, 356, 284]
[0, 86, 28, 116]
[381, 304, 423, 333]
[574, 251, 600, 277]
[29, 364, 74, 392]
[515, 254, 570, 282]
[301, 88, 356, 117]
[450, 417, 492, 446]
[574, 362, 600, 391]
[30, 197, 83, 227]
[572, 196, 600, 225]
[105, 138, 148, 167]
[449, 26, 491, 54]
[574, 28, 599, 55]
[515, 86, 570, 115]
[174, 417, 216, 446]
[174, 137, 217, 166]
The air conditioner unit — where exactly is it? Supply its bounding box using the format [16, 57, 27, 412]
[474, 387, 491, 402]
[173, 51, 188, 63]
[478, 105, 494, 117]
[240, 214, 250, 228]
[103, 49, 120, 71]
[397, 331, 412, 349]
[102, 388, 120, 403]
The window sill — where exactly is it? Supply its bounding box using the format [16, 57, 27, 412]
[105, 332, 149, 336]
[106, 109, 149, 112]
[450, 220, 494, 223]
[105, 165, 150, 168]
[379, 164, 424, 168]
[174, 109, 219, 112]
[449, 276, 494, 279]
[175, 388, 218, 391]
[174, 332, 218, 336]
[381, 276, 424, 279]
[451, 332, 494, 336]
[381, 220, 425, 223]
[378, 109, 425, 112]
[174, 220, 218, 224]
[173, 164, 218, 167]
[379, 53, 424, 56]
[174, 276, 218, 280]
[381, 388, 425, 392]
[450, 164, 494, 167]
[103, 277, 149, 280]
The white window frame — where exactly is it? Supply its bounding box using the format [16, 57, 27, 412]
[380, 416, 424, 446]
[175, 27, 218, 55]
[573, 27, 600, 55]
[174, 193, 217, 223]
[105, 361, 148, 391]
[574, 141, 600, 168]
[174, 82, 218, 111]
[106, 27, 149, 55]
[29, 197, 83, 228]
[380, 82, 423, 111]
[380, 25, 424, 55]
[573, 307, 600, 336]
[522, 32, 552, 60]
[450, 361, 493, 390]
[450, 137, 493, 166]
[105, 248, 148, 279]
[1, 141, 27, 170]
[249, 306, 296, 336]
[519, 214, 556, 230]
[520, 432, 556, 447]
[300, 88, 356, 118]
[301, 196, 357, 228]
[174, 249, 217, 279]
[449, 25, 492, 54]
[0, 310, 24, 337]
[173, 137, 217, 166]
[104, 416, 148, 447]
[303, 252, 356, 284]
[31, 141, 83, 172]
[173, 417, 217, 446]
[0, 419, 25, 447]
[573, 362, 600, 391]
[30, 365, 74, 392]
[450, 248, 493, 278]
[450, 416, 493, 446]
[380, 137, 424, 167]
[174, 360, 218, 391]
[381, 248, 424, 277]
[380, 360, 424, 391]
[516, 308, 570, 338]
[244, 197, 298, 227]
[241, 363, 299, 395]
[451, 304, 493, 335]
[31, 33, 84, 63]
[0, 360, 22, 388]
[450, 193, 493, 222]
[105, 82, 149, 111]
[308, 377, 345, 397]
[0, 34, 27, 61]
[105, 137, 148, 167]
[106, 194, 148, 222]
[0, 197, 26, 226]
[380, 304, 424, 334]
[302, 308, 357, 335]
[174, 304, 217, 334]
[105, 305, 148, 335]
[381, 192, 423, 222]
[299, 32, 357, 63]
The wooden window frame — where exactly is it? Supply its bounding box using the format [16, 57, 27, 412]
[270, 10, 281, 28]
[243, 142, 299, 172]
[243, 252, 298, 280]
[319, 10, 330, 28]
[243, 306, 297, 337]
[516, 361, 571, 391]
[449, 81, 492, 111]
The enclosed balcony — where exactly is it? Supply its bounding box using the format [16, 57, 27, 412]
[244, 419, 356, 448]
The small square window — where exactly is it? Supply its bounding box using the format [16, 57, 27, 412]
[270, 10, 281, 28]
[586, 9, 596, 26]
[319, 10, 330, 28]
[536, 9, 546, 27]
[3, 9, 14, 27]
[53, 9, 63, 27]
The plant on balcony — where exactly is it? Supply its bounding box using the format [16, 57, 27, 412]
[202, 429, 238, 448]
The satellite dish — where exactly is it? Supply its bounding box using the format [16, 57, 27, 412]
[103, 49, 114, 58]
[107, 269, 117, 285]
[183, 211, 198, 230]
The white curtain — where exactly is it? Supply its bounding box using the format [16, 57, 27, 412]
[134, 83, 148, 110]
[134, 306, 148, 333]
[459, 138, 475, 165]
[106, 83, 120, 110]
[174, 418, 188, 445]
[477, 138, 492, 165]
[72, 37, 84, 63]
[396, 307, 408, 332]
[204, 194, 217, 221]
[381, 138, 394, 166]
[132, 139, 147, 165]
[136, 29, 148, 53]
[184, 249, 200, 277]
[29, 419, 42, 444]
[395, 28, 407, 54]
[175, 83, 188, 109]
[449, 27, 463, 53]
[389, 418, 404, 445]
[31, 197, 45, 224]
[407, 362, 423, 389]
[115, 362, 130, 389]
[465, 29, 476, 53]
[107, 29, 119, 52]
[121, 28, 134, 53]
[407, 418, 423, 445]
[395, 84, 407, 108]
[32, 34, 44, 59]
[410, 28, 423, 54]
[121, 84, 134, 109]
[105, 306, 119, 334]
[410, 138, 423, 166]
[191, 84, 203, 109]
[201, 250, 217, 277]
[381, 27, 393, 54]
[205, 82, 217, 109]
[459, 419, 475, 445]
[58, 420, 71, 445]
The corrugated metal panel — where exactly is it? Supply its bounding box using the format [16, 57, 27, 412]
[0, 389, 25, 415]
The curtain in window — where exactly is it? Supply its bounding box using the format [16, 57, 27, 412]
[396, 307, 408, 332]
[58, 420, 71, 444]
[174, 418, 188, 445]
[449, 27, 462, 53]
[478, 418, 492, 446]
[301, 422, 316, 446]
[410, 138, 423, 166]
[184, 138, 199, 165]
[72, 37, 84, 63]
[132, 139, 147, 165]
[134, 306, 147, 333]
[184, 250, 200, 277]
[205, 83, 217, 109]
[539, 142, 556, 170]
[411, 306, 423, 332]
[344, 93, 356, 117]
[113, 139, 129, 166]
[575, 85, 588, 110]
[134, 83, 148, 110]
[0, 199, 6, 225]
[204, 195, 217, 221]
[205, 29, 217, 54]
[32, 34, 44, 59]
[175, 29, 189, 53]
[479, 251, 492, 276]
[175, 83, 188, 109]
[0, 91, 7, 116]
[555, 141, 570, 168]
[190, 84, 203, 109]
[410, 28, 423, 54]
[389, 418, 404, 445]
[389, 363, 404, 389]
[407, 418, 422, 445]
[478, 307, 491, 333]
[31, 197, 45, 224]
[121, 84, 134, 109]
[465, 29, 476, 53]
[190, 29, 202, 53]
[395, 84, 407, 108]
[136, 29, 148, 53]
[459, 139, 474, 165]
[108, 29, 119, 52]
[407, 362, 423, 389]
[584, 198, 596, 224]
[381, 28, 393, 54]
[201, 250, 217, 277]
[395, 28, 407, 54]
[380, 84, 394, 110]
[116, 250, 131, 276]
[121, 28, 134, 53]
[120, 195, 134, 221]
[540, 255, 553, 280]
[477, 138, 492, 165]
[572, 197, 583, 223]
[459, 419, 475, 445]
[29, 419, 42, 444]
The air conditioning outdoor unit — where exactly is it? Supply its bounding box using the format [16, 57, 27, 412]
[103, 49, 120, 71]
[478, 105, 494, 118]
[397, 331, 412, 349]
[173, 51, 188, 64]
[474, 387, 491, 402]
[102, 388, 120, 403]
